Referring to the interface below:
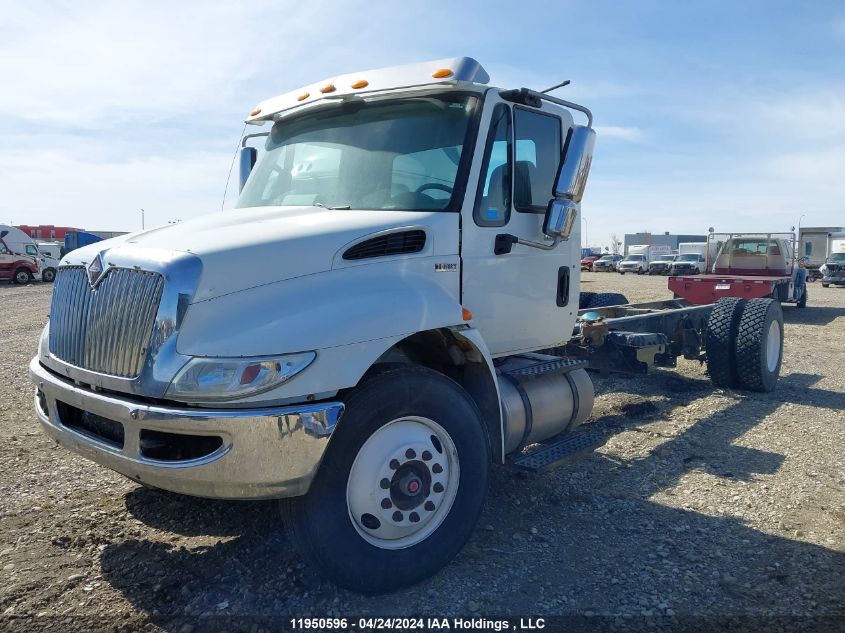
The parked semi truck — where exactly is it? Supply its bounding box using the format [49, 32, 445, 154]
[30, 58, 785, 593]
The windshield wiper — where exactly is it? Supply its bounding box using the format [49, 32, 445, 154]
[313, 203, 351, 210]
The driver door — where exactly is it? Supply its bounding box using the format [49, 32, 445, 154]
[460, 95, 580, 356]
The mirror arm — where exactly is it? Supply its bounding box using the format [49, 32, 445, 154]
[241, 132, 269, 147]
[494, 233, 560, 255]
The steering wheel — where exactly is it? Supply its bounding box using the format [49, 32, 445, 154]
[415, 183, 453, 195]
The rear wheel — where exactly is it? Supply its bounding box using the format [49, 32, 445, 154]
[735, 298, 783, 392]
[586, 292, 630, 308]
[705, 297, 746, 388]
[13, 268, 32, 284]
[280, 366, 490, 594]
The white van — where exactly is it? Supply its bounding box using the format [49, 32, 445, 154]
[0, 225, 60, 282]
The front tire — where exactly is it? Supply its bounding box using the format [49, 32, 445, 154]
[13, 268, 32, 284]
[41, 268, 56, 283]
[281, 366, 490, 594]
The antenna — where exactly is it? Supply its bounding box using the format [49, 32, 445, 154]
[540, 80, 571, 94]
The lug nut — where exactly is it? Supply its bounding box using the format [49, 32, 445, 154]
[424, 501, 435, 511]
[389, 459, 400, 470]
[405, 448, 416, 459]
[432, 463, 443, 474]
[392, 511, 403, 522]
[381, 498, 392, 509]
[433, 482, 444, 493]
[422, 450, 432, 461]
[409, 512, 420, 523]
[380, 478, 391, 489]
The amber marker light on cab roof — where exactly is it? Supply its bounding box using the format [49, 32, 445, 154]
[462, 306, 473, 321]
[320, 84, 336, 94]
[432, 68, 453, 78]
[297, 92, 310, 101]
[351, 79, 369, 89]
[249, 107, 262, 116]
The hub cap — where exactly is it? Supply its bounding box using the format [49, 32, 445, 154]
[346, 417, 459, 550]
[766, 320, 781, 373]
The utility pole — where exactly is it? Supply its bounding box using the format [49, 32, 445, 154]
[140, 208, 145, 230]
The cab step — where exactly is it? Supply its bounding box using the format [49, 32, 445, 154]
[511, 427, 606, 472]
[503, 356, 588, 377]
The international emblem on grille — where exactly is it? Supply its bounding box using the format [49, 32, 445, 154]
[87, 253, 106, 288]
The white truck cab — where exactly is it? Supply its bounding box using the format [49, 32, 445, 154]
[31, 58, 596, 592]
[31, 58, 787, 593]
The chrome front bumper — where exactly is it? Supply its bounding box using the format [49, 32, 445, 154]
[30, 357, 343, 500]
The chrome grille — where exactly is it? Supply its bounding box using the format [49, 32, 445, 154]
[49, 266, 164, 378]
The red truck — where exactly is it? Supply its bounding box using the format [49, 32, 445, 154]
[669, 232, 807, 307]
[0, 230, 39, 284]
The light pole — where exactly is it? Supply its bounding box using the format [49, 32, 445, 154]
[140, 208, 145, 230]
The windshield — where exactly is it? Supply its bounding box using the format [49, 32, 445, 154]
[657, 255, 675, 262]
[723, 239, 780, 255]
[828, 253, 845, 263]
[598, 255, 614, 261]
[237, 94, 479, 211]
[678, 254, 700, 261]
[624, 255, 645, 262]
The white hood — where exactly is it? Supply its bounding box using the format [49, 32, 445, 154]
[63, 206, 455, 302]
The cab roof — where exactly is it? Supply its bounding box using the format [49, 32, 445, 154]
[246, 57, 490, 125]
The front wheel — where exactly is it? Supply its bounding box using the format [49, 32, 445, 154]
[13, 268, 32, 284]
[281, 366, 490, 594]
[41, 268, 56, 283]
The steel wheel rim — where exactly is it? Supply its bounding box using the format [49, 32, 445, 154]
[15, 271, 28, 283]
[766, 320, 781, 372]
[346, 416, 460, 550]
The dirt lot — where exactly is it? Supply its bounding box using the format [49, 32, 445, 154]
[1, 274, 843, 631]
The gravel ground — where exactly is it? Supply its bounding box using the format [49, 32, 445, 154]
[0, 274, 843, 631]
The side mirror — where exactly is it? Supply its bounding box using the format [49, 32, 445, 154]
[0, 230, 7, 239]
[543, 198, 578, 240]
[239, 147, 257, 193]
[554, 125, 596, 203]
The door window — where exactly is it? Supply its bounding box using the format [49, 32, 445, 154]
[514, 108, 562, 213]
[473, 104, 511, 227]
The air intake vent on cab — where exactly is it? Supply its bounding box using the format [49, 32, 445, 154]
[343, 230, 426, 260]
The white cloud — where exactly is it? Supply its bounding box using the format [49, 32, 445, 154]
[595, 125, 646, 142]
[0, 144, 233, 230]
[0, 1, 330, 125]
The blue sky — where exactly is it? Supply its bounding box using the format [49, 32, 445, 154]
[1, 0, 843, 247]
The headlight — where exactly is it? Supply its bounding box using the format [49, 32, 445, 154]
[166, 352, 316, 402]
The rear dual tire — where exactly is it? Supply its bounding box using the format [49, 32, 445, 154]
[281, 366, 490, 594]
[706, 297, 783, 392]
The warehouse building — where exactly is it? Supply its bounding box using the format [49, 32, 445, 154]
[623, 232, 708, 255]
